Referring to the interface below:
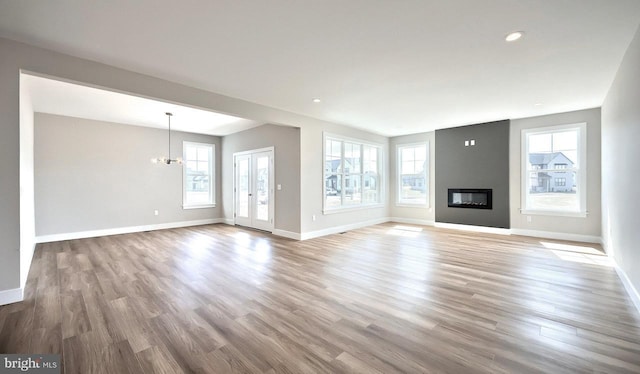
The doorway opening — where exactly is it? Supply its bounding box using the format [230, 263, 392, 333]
[233, 147, 275, 231]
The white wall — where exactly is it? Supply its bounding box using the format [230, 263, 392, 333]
[299, 122, 390, 236]
[602, 25, 640, 306]
[221, 124, 301, 234]
[389, 131, 436, 224]
[509, 108, 602, 241]
[0, 37, 389, 299]
[0, 35, 618, 306]
[19, 73, 35, 289]
[34, 113, 221, 237]
[386, 110, 601, 239]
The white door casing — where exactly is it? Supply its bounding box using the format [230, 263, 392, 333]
[233, 147, 274, 231]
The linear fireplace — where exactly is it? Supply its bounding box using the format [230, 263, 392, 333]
[448, 189, 492, 209]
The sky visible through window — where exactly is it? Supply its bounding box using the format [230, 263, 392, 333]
[529, 130, 578, 166]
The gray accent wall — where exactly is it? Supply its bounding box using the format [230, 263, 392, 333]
[435, 120, 510, 228]
[221, 124, 301, 233]
[602, 25, 640, 304]
[34, 113, 221, 236]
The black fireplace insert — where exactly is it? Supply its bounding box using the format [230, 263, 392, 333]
[448, 189, 492, 209]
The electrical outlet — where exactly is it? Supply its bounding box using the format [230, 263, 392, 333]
[526, 215, 532, 223]
[154, 210, 159, 216]
[312, 214, 316, 221]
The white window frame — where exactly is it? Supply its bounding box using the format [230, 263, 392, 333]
[323, 132, 384, 213]
[182, 141, 215, 209]
[396, 142, 429, 207]
[521, 123, 587, 217]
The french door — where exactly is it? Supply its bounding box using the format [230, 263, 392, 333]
[234, 148, 274, 231]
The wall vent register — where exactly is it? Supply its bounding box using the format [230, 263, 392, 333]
[448, 189, 492, 209]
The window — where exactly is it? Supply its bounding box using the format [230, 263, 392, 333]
[324, 134, 382, 211]
[183, 141, 214, 208]
[522, 123, 586, 216]
[397, 143, 429, 206]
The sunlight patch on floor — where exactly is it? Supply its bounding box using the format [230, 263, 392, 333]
[253, 239, 272, 263]
[541, 241, 613, 267]
[233, 231, 252, 244]
[186, 236, 214, 260]
[540, 241, 603, 255]
[550, 250, 613, 267]
[232, 233, 272, 265]
[387, 225, 423, 237]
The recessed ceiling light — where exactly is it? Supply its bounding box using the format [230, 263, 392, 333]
[534, 103, 543, 107]
[312, 98, 321, 103]
[505, 31, 524, 42]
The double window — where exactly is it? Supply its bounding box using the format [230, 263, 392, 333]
[324, 134, 382, 212]
[397, 143, 429, 206]
[183, 141, 215, 208]
[522, 123, 586, 216]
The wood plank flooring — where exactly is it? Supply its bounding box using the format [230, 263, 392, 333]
[1, 223, 640, 373]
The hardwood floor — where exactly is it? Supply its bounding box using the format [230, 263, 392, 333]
[1, 223, 640, 373]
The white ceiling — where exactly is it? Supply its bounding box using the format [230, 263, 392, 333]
[2, 1, 640, 136]
[22, 74, 261, 136]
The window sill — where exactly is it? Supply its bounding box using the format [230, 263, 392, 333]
[520, 209, 587, 218]
[323, 203, 385, 215]
[396, 203, 429, 208]
[183, 204, 216, 210]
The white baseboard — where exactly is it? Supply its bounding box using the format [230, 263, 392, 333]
[298, 217, 599, 243]
[301, 217, 389, 240]
[223, 218, 235, 225]
[35, 218, 225, 243]
[610, 258, 640, 315]
[0, 287, 24, 306]
[434, 222, 511, 235]
[389, 217, 435, 226]
[272, 229, 302, 240]
[510, 228, 601, 243]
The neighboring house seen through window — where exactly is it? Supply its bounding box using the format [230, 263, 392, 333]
[522, 123, 586, 216]
[183, 141, 215, 208]
[324, 134, 382, 211]
[397, 143, 429, 206]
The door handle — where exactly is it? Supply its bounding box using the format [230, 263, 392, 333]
[248, 193, 252, 196]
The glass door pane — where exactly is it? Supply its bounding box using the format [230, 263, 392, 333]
[237, 157, 250, 218]
[254, 154, 269, 222]
[234, 149, 273, 231]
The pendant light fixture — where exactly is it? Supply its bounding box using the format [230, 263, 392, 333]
[151, 112, 183, 165]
